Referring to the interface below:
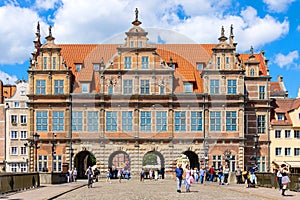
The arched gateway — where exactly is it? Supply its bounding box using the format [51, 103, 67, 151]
[74, 151, 96, 179]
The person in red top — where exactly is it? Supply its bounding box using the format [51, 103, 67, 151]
[209, 166, 215, 182]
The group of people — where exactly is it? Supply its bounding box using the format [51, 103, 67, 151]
[140, 168, 165, 181]
[275, 163, 291, 196]
[174, 164, 196, 193]
[67, 168, 78, 183]
[85, 166, 100, 188]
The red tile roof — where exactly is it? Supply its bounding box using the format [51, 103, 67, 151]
[271, 98, 300, 125]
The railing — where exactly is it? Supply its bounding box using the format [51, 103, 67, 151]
[256, 172, 300, 192]
[0, 173, 39, 194]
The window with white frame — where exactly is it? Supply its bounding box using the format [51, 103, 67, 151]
[20, 146, 27, 155]
[227, 80, 237, 94]
[277, 113, 284, 120]
[123, 79, 133, 94]
[20, 163, 27, 172]
[184, 82, 193, 93]
[106, 111, 117, 131]
[11, 115, 17, 124]
[11, 131, 18, 139]
[257, 115, 266, 134]
[108, 85, 113, 94]
[72, 111, 83, 131]
[53, 155, 62, 172]
[226, 111, 237, 131]
[197, 63, 203, 70]
[10, 163, 18, 172]
[257, 156, 266, 172]
[210, 79, 219, 94]
[160, 85, 165, 94]
[20, 131, 27, 139]
[87, 111, 98, 132]
[54, 80, 64, 94]
[93, 63, 99, 71]
[174, 111, 186, 131]
[75, 64, 82, 71]
[43, 57, 47, 69]
[14, 101, 20, 108]
[294, 130, 300, 139]
[250, 68, 255, 76]
[294, 148, 300, 156]
[52, 57, 56, 69]
[38, 155, 48, 172]
[191, 111, 202, 131]
[141, 56, 149, 69]
[212, 155, 222, 169]
[53, 111, 64, 131]
[20, 115, 27, 124]
[275, 147, 282, 156]
[11, 147, 18, 155]
[285, 148, 291, 156]
[275, 130, 281, 138]
[140, 111, 151, 131]
[122, 111, 133, 132]
[285, 130, 291, 138]
[140, 80, 150, 94]
[210, 111, 221, 131]
[259, 86, 265, 100]
[36, 80, 46, 94]
[156, 111, 167, 132]
[81, 83, 89, 93]
[217, 57, 221, 69]
[225, 57, 230, 69]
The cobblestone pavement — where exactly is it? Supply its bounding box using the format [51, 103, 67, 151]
[55, 179, 300, 200]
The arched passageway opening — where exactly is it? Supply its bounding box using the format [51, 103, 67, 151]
[74, 151, 96, 179]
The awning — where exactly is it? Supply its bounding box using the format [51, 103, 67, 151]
[285, 161, 300, 168]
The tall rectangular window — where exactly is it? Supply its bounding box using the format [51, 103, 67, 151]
[82, 83, 89, 93]
[72, 111, 83, 131]
[275, 147, 282, 156]
[43, 57, 47, 69]
[36, 80, 46, 94]
[10, 131, 18, 139]
[191, 111, 202, 131]
[20, 131, 27, 139]
[257, 115, 266, 134]
[212, 155, 222, 169]
[53, 111, 64, 131]
[52, 57, 56, 69]
[106, 111, 117, 131]
[217, 57, 220, 69]
[295, 148, 300, 156]
[275, 130, 281, 138]
[285, 130, 291, 138]
[285, 148, 291, 156]
[184, 83, 193, 93]
[160, 86, 165, 94]
[11, 115, 17, 124]
[226, 111, 236, 131]
[141, 56, 149, 69]
[259, 86, 265, 100]
[108, 85, 113, 94]
[20, 146, 27, 155]
[10, 164, 18, 172]
[38, 155, 48, 172]
[210, 111, 221, 131]
[20, 163, 27, 172]
[123, 80, 133, 94]
[122, 111, 133, 132]
[174, 111, 186, 131]
[36, 111, 48, 131]
[210, 79, 219, 94]
[53, 155, 62, 172]
[156, 111, 167, 132]
[87, 111, 98, 131]
[54, 80, 64, 94]
[20, 115, 27, 124]
[140, 80, 150, 94]
[225, 57, 230, 69]
[124, 56, 132, 69]
[140, 111, 151, 131]
[294, 130, 300, 138]
[227, 80, 237, 94]
[11, 147, 18, 155]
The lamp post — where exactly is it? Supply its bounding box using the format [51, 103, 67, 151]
[33, 133, 40, 172]
[253, 133, 260, 165]
[224, 149, 231, 167]
[52, 133, 56, 172]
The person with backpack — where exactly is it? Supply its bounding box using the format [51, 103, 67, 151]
[85, 166, 94, 188]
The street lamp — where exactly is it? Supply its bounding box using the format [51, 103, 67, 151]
[253, 133, 260, 165]
[33, 133, 40, 172]
[52, 133, 56, 172]
[224, 149, 232, 167]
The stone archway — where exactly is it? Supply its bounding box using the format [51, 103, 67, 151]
[183, 151, 199, 170]
[74, 151, 96, 179]
[142, 151, 165, 169]
[108, 151, 130, 170]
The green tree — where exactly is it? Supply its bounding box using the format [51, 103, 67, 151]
[143, 153, 158, 166]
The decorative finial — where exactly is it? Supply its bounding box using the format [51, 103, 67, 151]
[37, 21, 40, 33]
[221, 26, 225, 37]
[230, 24, 233, 36]
[250, 46, 254, 55]
[49, 25, 52, 37]
[135, 8, 139, 21]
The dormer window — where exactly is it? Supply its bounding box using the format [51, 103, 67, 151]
[81, 83, 89, 93]
[278, 113, 284, 121]
[76, 64, 82, 71]
[250, 68, 255, 76]
[197, 63, 203, 70]
[184, 82, 193, 93]
[93, 64, 100, 71]
[43, 57, 47, 69]
[20, 90, 25, 96]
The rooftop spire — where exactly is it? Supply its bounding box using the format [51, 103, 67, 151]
[132, 8, 142, 26]
[221, 26, 225, 37]
[218, 25, 228, 42]
[249, 46, 255, 59]
[230, 24, 233, 37]
[49, 25, 52, 37]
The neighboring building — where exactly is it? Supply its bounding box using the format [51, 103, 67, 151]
[270, 97, 300, 173]
[0, 81, 16, 172]
[4, 80, 29, 172]
[270, 76, 288, 99]
[27, 10, 272, 176]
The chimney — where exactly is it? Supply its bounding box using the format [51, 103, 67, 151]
[278, 75, 283, 82]
[298, 88, 300, 98]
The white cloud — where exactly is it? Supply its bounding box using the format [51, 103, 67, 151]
[0, 4, 45, 64]
[0, 71, 18, 84]
[34, 0, 61, 10]
[274, 50, 299, 68]
[263, 0, 295, 13]
[297, 25, 300, 31]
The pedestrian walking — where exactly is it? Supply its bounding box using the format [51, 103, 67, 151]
[223, 165, 230, 185]
[68, 168, 73, 183]
[174, 164, 184, 193]
[275, 168, 283, 190]
[73, 168, 77, 182]
[194, 168, 199, 183]
[217, 165, 224, 185]
[199, 166, 206, 184]
[106, 167, 111, 183]
[94, 168, 100, 182]
[118, 168, 122, 183]
[280, 164, 290, 196]
[235, 166, 242, 184]
[140, 168, 145, 182]
[208, 166, 215, 182]
[85, 166, 94, 188]
[154, 169, 158, 181]
[184, 164, 193, 192]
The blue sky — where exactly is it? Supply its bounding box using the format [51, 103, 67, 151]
[0, 0, 299, 97]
